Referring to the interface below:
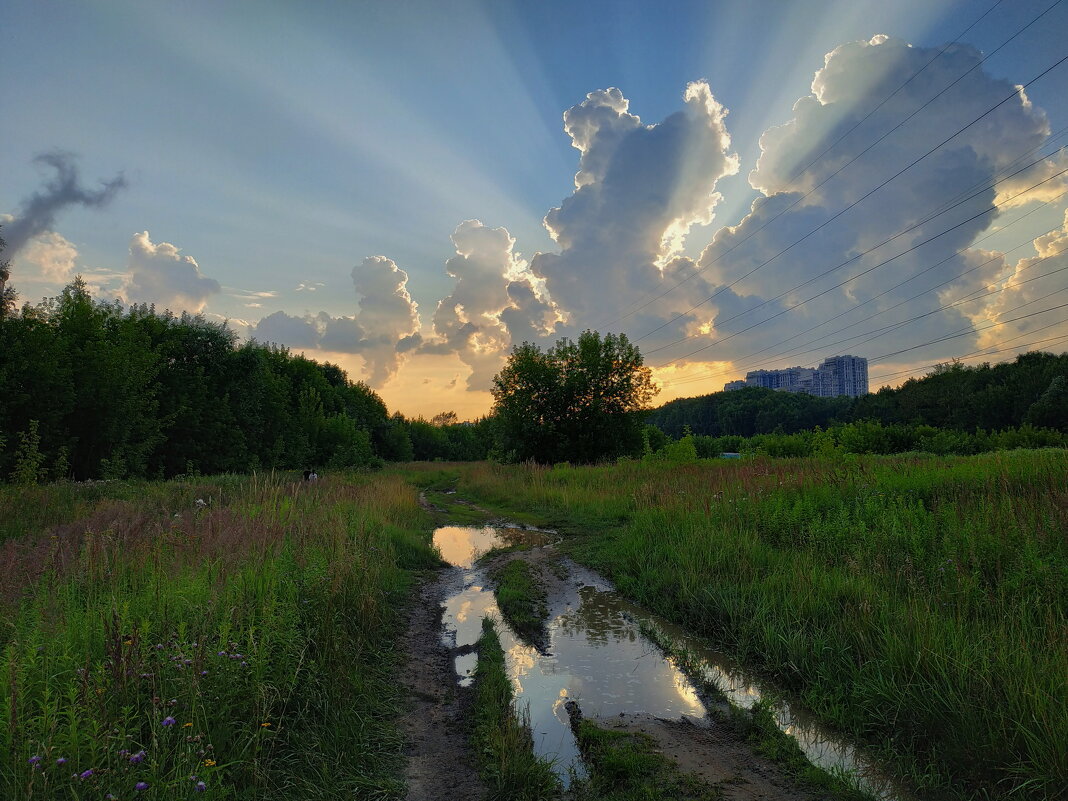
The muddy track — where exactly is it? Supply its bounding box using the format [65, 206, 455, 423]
[398, 567, 486, 801]
[484, 545, 822, 801]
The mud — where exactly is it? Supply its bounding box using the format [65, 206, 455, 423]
[397, 569, 486, 801]
[593, 713, 816, 801]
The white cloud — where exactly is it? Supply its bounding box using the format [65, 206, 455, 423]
[531, 81, 740, 322]
[16, 230, 79, 283]
[122, 231, 221, 313]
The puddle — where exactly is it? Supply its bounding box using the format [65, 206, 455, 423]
[433, 525, 907, 799]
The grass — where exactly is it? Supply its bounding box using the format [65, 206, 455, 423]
[569, 717, 723, 801]
[1, 471, 439, 800]
[452, 450, 1068, 800]
[489, 558, 549, 648]
[471, 618, 560, 800]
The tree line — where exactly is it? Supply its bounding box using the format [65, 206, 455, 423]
[648, 354, 1068, 439]
[1, 267, 1063, 480]
[0, 277, 498, 481]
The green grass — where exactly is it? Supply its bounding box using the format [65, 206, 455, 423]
[472, 618, 560, 800]
[453, 450, 1068, 800]
[1, 471, 438, 800]
[490, 559, 549, 648]
[569, 718, 723, 801]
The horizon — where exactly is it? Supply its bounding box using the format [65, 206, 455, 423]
[3, 0, 1067, 418]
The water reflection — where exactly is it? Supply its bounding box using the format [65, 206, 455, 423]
[432, 526, 905, 799]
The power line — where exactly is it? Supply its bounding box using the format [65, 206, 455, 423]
[635, 49, 1068, 347]
[659, 239, 1068, 390]
[594, 1, 1065, 334]
[647, 162, 1068, 359]
[867, 329, 1068, 384]
[659, 249, 1068, 390]
[655, 192, 1068, 387]
[651, 168, 1068, 369]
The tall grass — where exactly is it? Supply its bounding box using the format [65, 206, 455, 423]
[455, 451, 1068, 800]
[1, 471, 437, 799]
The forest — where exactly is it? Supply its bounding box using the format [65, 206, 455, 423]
[1, 278, 1065, 481]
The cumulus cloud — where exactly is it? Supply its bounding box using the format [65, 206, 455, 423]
[531, 81, 739, 322]
[427, 220, 561, 389]
[660, 34, 1062, 373]
[122, 231, 221, 313]
[252, 255, 421, 386]
[2, 151, 126, 260]
[16, 230, 79, 283]
[965, 208, 1068, 348]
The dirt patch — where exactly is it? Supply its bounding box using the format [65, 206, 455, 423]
[592, 713, 816, 801]
[398, 569, 486, 801]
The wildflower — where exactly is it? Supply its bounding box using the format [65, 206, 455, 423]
[107, 795, 118, 800]
[240, 661, 248, 667]
[217, 651, 227, 657]
[80, 769, 94, 779]
[183, 722, 193, 728]
[28, 756, 41, 766]
[162, 716, 176, 726]
[200, 670, 209, 676]
[203, 759, 216, 767]
[136, 781, 150, 790]
[130, 750, 146, 764]
[260, 722, 271, 728]
[56, 757, 68, 765]
[118, 749, 130, 757]
[123, 639, 133, 646]
[195, 781, 207, 792]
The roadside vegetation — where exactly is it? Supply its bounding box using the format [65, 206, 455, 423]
[0, 471, 437, 800]
[569, 717, 723, 801]
[472, 619, 560, 800]
[454, 450, 1068, 800]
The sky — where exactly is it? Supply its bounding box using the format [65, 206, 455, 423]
[3, 0, 1067, 419]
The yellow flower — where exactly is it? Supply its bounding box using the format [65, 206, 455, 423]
[260, 722, 271, 728]
[183, 722, 193, 728]
[203, 759, 216, 767]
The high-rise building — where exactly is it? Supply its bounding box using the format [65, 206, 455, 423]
[723, 355, 868, 397]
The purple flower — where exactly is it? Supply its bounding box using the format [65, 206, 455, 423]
[130, 750, 146, 763]
[28, 755, 41, 765]
[162, 716, 176, 726]
[56, 757, 68, 765]
[200, 670, 209, 676]
[80, 769, 94, 779]
[136, 781, 150, 790]
[107, 795, 118, 800]
[195, 781, 207, 792]
[217, 651, 227, 657]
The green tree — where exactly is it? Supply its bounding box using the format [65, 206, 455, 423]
[491, 330, 658, 463]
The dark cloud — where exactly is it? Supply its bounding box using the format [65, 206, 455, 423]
[3, 151, 126, 258]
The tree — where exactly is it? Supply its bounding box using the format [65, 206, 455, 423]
[491, 330, 658, 463]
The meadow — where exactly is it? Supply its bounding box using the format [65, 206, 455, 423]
[0, 472, 438, 800]
[452, 450, 1068, 800]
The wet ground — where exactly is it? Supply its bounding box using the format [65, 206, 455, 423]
[431, 522, 910, 800]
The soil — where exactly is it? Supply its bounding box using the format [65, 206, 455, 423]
[592, 713, 816, 801]
[400, 504, 826, 801]
[486, 544, 819, 801]
[397, 567, 486, 801]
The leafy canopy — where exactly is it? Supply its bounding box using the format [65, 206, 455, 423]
[491, 330, 658, 463]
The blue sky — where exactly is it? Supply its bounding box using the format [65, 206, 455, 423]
[3, 0, 1067, 417]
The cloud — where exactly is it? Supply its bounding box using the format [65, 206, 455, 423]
[122, 231, 222, 313]
[427, 220, 561, 389]
[250, 255, 421, 386]
[530, 81, 740, 322]
[2, 151, 126, 260]
[252, 310, 322, 349]
[15, 230, 79, 283]
[661, 34, 1062, 373]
